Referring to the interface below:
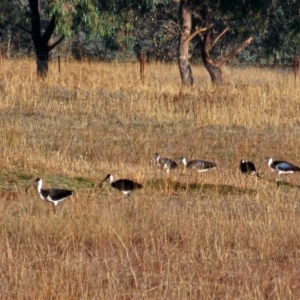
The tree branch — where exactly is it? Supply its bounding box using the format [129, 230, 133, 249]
[42, 15, 56, 43]
[17, 25, 32, 35]
[215, 37, 252, 67]
[162, 24, 177, 36]
[192, 11, 204, 23]
[211, 27, 229, 49]
[48, 35, 65, 51]
[185, 24, 214, 43]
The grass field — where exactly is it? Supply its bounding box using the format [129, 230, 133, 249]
[1, 59, 300, 299]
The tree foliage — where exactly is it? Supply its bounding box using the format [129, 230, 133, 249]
[261, 0, 300, 60]
[0, 0, 299, 66]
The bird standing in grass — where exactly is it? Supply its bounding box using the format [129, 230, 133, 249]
[26, 178, 73, 213]
[179, 157, 216, 173]
[266, 157, 300, 180]
[153, 153, 178, 173]
[99, 174, 143, 196]
[239, 160, 257, 176]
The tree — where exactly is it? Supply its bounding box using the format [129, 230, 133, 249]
[19, 0, 64, 77]
[198, 18, 252, 84]
[4, 0, 299, 82]
[19, 0, 100, 77]
[177, 0, 266, 86]
[19, 0, 156, 76]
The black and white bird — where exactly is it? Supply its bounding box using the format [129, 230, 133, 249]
[26, 178, 73, 213]
[179, 157, 216, 173]
[99, 174, 143, 196]
[239, 160, 257, 175]
[266, 157, 300, 175]
[153, 153, 178, 173]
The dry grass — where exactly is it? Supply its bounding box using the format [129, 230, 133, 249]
[0, 59, 300, 299]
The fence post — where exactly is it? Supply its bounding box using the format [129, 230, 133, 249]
[58, 55, 61, 74]
[140, 51, 145, 84]
[294, 54, 300, 84]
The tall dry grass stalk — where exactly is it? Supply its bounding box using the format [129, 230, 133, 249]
[0, 59, 300, 299]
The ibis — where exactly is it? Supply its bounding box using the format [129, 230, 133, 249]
[239, 160, 257, 176]
[179, 157, 216, 172]
[26, 178, 72, 213]
[99, 174, 143, 196]
[153, 153, 178, 173]
[266, 157, 300, 175]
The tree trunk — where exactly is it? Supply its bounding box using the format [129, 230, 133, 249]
[204, 64, 222, 84]
[201, 31, 223, 85]
[200, 29, 252, 85]
[36, 56, 49, 77]
[35, 43, 50, 77]
[178, 0, 193, 87]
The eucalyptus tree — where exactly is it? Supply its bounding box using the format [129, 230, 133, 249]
[177, 0, 270, 85]
[123, 0, 268, 85]
[19, 0, 168, 76]
[19, 0, 100, 77]
[14, 0, 299, 82]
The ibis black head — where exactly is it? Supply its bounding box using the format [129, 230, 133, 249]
[153, 153, 160, 160]
[25, 177, 41, 192]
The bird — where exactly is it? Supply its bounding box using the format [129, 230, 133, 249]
[152, 153, 178, 173]
[25, 178, 73, 213]
[239, 160, 257, 175]
[178, 157, 216, 172]
[99, 174, 143, 196]
[266, 157, 300, 175]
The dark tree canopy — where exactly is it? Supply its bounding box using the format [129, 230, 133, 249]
[0, 0, 299, 82]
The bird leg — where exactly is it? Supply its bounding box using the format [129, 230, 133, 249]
[284, 174, 290, 182]
[275, 173, 289, 183]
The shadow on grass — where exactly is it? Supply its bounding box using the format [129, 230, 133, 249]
[274, 180, 300, 190]
[145, 179, 257, 196]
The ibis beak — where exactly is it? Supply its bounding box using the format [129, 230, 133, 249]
[25, 180, 35, 192]
[150, 155, 157, 163]
[99, 174, 110, 188]
[25, 178, 39, 192]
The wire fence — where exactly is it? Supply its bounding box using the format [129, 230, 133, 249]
[0, 46, 300, 84]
